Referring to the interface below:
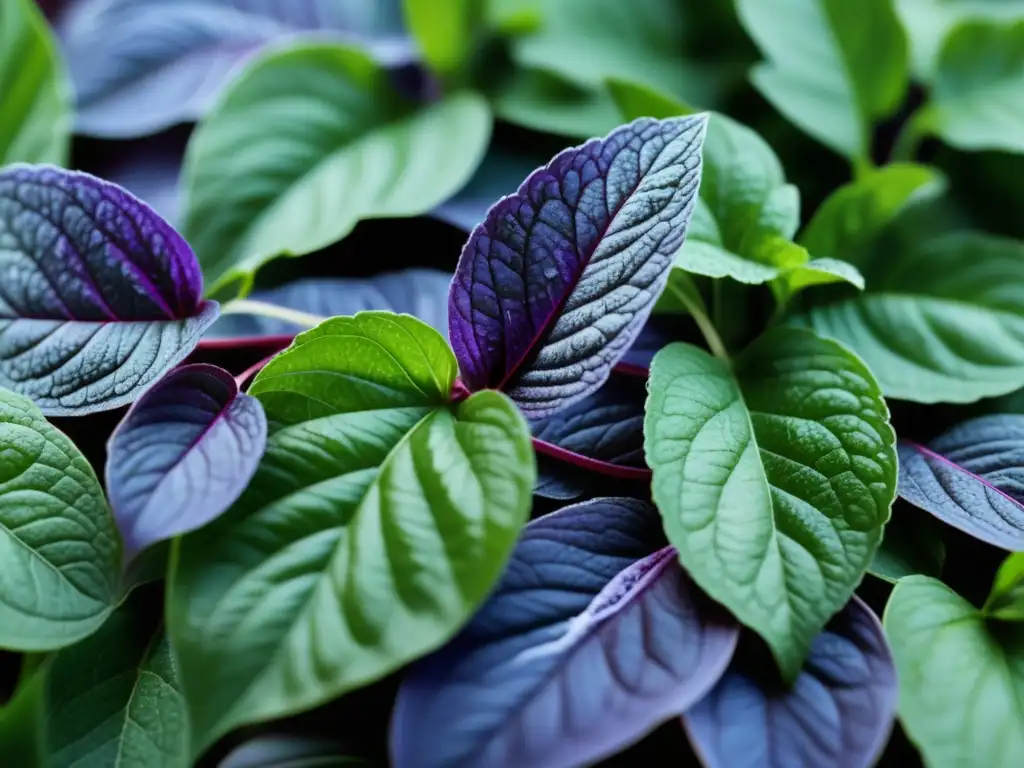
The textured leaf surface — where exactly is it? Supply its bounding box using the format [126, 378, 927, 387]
[685, 596, 897, 768]
[0, 165, 219, 416]
[898, 415, 1024, 549]
[168, 312, 534, 752]
[106, 364, 267, 559]
[183, 42, 491, 294]
[736, 0, 908, 160]
[0, 389, 119, 650]
[46, 589, 187, 768]
[391, 498, 738, 768]
[0, 0, 71, 164]
[208, 270, 451, 339]
[59, 0, 410, 138]
[986, 553, 1024, 620]
[449, 114, 706, 419]
[885, 575, 1024, 768]
[798, 232, 1024, 403]
[645, 327, 897, 679]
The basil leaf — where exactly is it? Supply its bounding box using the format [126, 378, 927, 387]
[645, 327, 897, 679]
[0, 388, 120, 651]
[168, 312, 534, 753]
[986, 553, 1024, 620]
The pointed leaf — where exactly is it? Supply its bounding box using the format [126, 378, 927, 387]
[645, 327, 897, 679]
[684, 596, 897, 768]
[898, 415, 1024, 549]
[391, 498, 739, 768]
[0, 165, 219, 416]
[168, 312, 534, 753]
[773, 257, 865, 305]
[183, 42, 491, 295]
[0, 388, 120, 651]
[986, 553, 1024, 620]
[885, 575, 1024, 768]
[449, 114, 706, 419]
[106, 364, 267, 559]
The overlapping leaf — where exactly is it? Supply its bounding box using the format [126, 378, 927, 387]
[0, 165, 219, 416]
[449, 114, 706, 419]
[391, 498, 738, 768]
[432, 149, 547, 232]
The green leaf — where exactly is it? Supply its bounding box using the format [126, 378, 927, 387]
[800, 164, 945, 266]
[182, 42, 492, 296]
[0, 389, 120, 651]
[869, 505, 946, 583]
[0, 659, 47, 767]
[986, 553, 1024, 620]
[776, 257, 865, 298]
[220, 736, 366, 767]
[736, 0, 909, 162]
[403, 0, 481, 77]
[0, 0, 71, 165]
[797, 232, 1024, 403]
[919, 19, 1024, 154]
[645, 327, 897, 680]
[168, 312, 535, 754]
[46, 589, 187, 768]
[885, 576, 1024, 768]
[493, 67, 621, 139]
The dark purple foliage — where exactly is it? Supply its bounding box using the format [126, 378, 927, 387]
[390, 498, 738, 768]
[684, 596, 897, 768]
[0, 164, 218, 415]
[448, 115, 706, 419]
[106, 363, 266, 559]
[898, 415, 1024, 549]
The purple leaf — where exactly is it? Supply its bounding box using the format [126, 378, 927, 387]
[449, 115, 707, 419]
[106, 363, 266, 559]
[684, 596, 897, 768]
[390, 497, 739, 768]
[898, 415, 1024, 549]
[0, 164, 218, 416]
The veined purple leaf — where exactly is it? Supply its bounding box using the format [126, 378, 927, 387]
[390, 497, 738, 768]
[898, 415, 1024, 549]
[449, 114, 707, 419]
[684, 596, 897, 768]
[105, 363, 266, 559]
[0, 165, 219, 416]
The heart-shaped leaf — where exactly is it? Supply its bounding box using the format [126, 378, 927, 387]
[0, 0, 71, 165]
[0, 165, 219, 416]
[182, 42, 491, 295]
[449, 114, 706, 419]
[885, 575, 1024, 768]
[985, 553, 1024, 620]
[645, 326, 897, 679]
[898, 415, 1024, 549]
[45, 587, 187, 768]
[0, 388, 120, 651]
[106, 363, 267, 560]
[798, 232, 1024, 403]
[684, 596, 897, 768]
[168, 312, 534, 753]
[59, 0, 411, 138]
[390, 497, 739, 768]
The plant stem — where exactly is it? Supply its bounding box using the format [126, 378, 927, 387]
[668, 282, 729, 361]
[890, 110, 926, 164]
[220, 299, 326, 329]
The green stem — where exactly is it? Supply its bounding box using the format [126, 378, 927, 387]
[890, 109, 927, 164]
[220, 299, 326, 329]
[668, 282, 729, 362]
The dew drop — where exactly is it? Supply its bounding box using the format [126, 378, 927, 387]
[543, 267, 558, 279]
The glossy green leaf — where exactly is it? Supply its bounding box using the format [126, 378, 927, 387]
[0, 0, 71, 165]
[645, 327, 897, 680]
[869, 504, 946, 583]
[46, 590, 187, 768]
[182, 42, 492, 295]
[798, 232, 1024, 403]
[736, 0, 909, 161]
[403, 0, 480, 77]
[885, 576, 1024, 768]
[168, 312, 534, 753]
[774, 257, 865, 305]
[0, 389, 120, 651]
[986, 553, 1024, 620]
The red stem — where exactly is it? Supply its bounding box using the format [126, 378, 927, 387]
[531, 437, 652, 481]
[235, 354, 277, 389]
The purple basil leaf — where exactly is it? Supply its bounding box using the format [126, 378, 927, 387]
[534, 453, 593, 500]
[390, 497, 739, 768]
[59, 0, 414, 138]
[449, 115, 707, 419]
[898, 414, 1024, 549]
[106, 363, 266, 559]
[0, 164, 219, 416]
[207, 269, 451, 339]
[684, 596, 897, 768]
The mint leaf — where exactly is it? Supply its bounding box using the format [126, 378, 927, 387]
[645, 327, 896, 679]
[168, 312, 535, 752]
